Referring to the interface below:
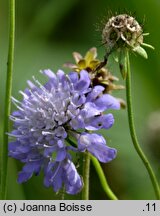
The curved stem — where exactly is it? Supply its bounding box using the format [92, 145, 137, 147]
[0, 0, 15, 199]
[67, 138, 116, 200]
[82, 152, 90, 200]
[126, 51, 160, 199]
[91, 155, 118, 200]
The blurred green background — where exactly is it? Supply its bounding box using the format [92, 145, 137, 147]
[0, 0, 160, 200]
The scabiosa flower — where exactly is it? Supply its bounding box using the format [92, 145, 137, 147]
[8, 69, 120, 194]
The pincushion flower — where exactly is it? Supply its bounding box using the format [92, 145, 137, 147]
[8, 69, 120, 194]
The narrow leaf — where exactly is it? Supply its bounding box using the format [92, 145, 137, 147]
[133, 46, 148, 59]
[143, 33, 150, 36]
[142, 43, 155, 50]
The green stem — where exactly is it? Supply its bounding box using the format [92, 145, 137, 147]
[82, 152, 90, 200]
[0, 0, 15, 199]
[126, 51, 160, 199]
[91, 155, 118, 200]
[67, 138, 117, 200]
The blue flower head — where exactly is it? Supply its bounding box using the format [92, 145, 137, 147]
[8, 69, 120, 194]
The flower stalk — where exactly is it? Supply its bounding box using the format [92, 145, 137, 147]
[82, 152, 90, 200]
[126, 51, 160, 199]
[91, 155, 118, 200]
[0, 0, 15, 200]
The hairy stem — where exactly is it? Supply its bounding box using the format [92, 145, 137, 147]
[126, 51, 160, 199]
[0, 0, 15, 199]
[91, 155, 118, 200]
[82, 152, 90, 200]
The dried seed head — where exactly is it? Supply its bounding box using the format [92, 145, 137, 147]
[64, 47, 125, 94]
[102, 14, 143, 52]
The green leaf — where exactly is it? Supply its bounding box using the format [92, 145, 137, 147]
[143, 33, 150, 36]
[142, 43, 155, 50]
[133, 46, 148, 59]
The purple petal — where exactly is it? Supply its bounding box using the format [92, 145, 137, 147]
[68, 72, 78, 83]
[70, 115, 85, 130]
[101, 114, 114, 129]
[51, 164, 63, 192]
[12, 110, 23, 117]
[88, 142, 117, 163]
[43, 146, 56, 157]
[52, 171, 63, 192]
[8, 141, 20, 151]
[43, 69, 58, 89]
[65, 177, 82, 195]
[74, 70, 90, 92]
[82, 102, 100, 118]
[72, 93, 86, 106]
[57, 140, 64, 148]
[85, 113, 114, 130]
[18, 171, 32, 183]
[85, 116, 103, 130]
[86, 85, 104, 102]
[43, 69, 57, 79]
[27, 80, 38, 90]
[10, 130, 21, 136]
[23, 161, 42, 174]
[63, 160, 83, 194]
[95, 94, 120, 111]
[56, 149, 67, 161]
[78, 133, 117, 163]
[17, 145, 31, 153]
[54, 127, 67, 139]
[57, 70, 67, 85]
[9, 151, 27, 161]
[44, 162, 63, 192]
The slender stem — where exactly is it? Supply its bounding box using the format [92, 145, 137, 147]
[67, 138, 117, 200]
[82, 152, 90, 200]
[91, 155, 118, 200]
[0, 0, 15, 199]
[126, 51, 160, 199]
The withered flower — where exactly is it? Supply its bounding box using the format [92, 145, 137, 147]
[64, 47, 125, 94]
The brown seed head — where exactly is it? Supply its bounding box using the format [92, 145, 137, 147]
[64, 47, 125, 94]
[102, 14, 143, 51]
